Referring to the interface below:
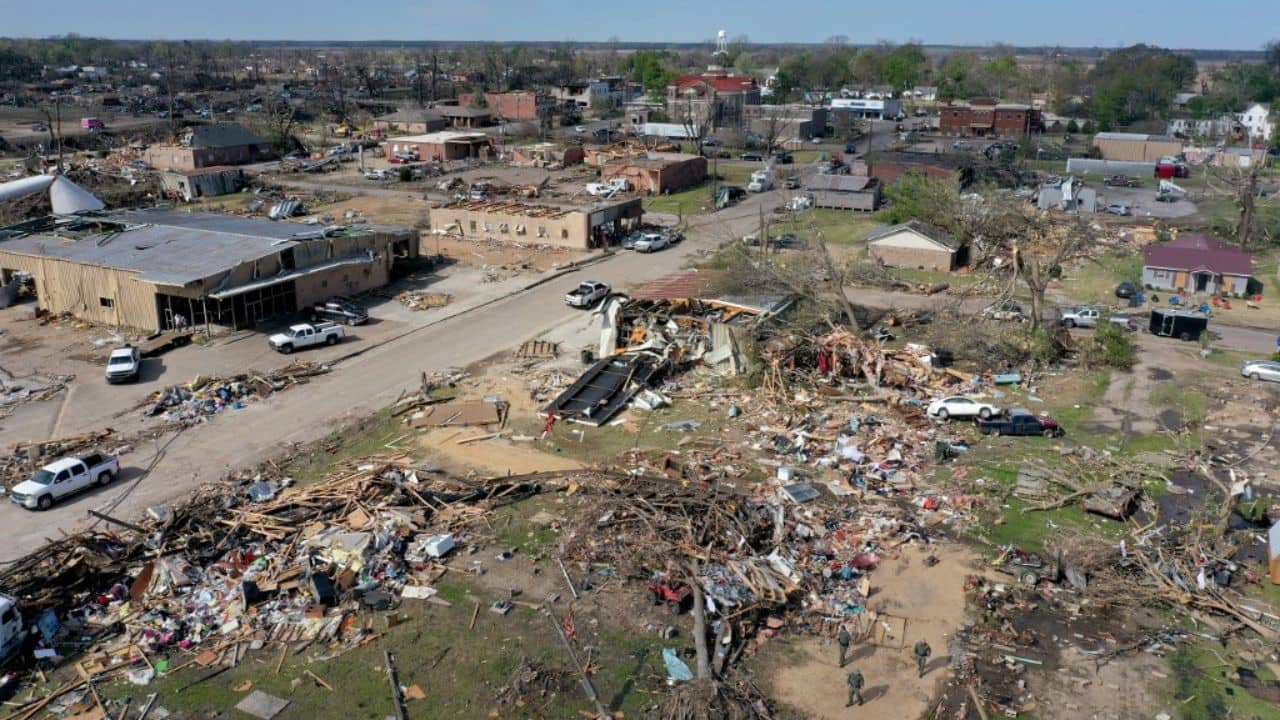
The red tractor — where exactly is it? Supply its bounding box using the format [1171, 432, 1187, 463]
[646, 576, 692, 614]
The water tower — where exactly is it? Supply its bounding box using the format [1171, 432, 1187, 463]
[715, 30, 729, 56]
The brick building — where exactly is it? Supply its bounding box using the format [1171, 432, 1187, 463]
[143, 123, 273, 171]
[601, 153, 707, 195]
[456, 92, 553, 122]
[939, 98, 1043, 137]
[666, 68, 761, 130]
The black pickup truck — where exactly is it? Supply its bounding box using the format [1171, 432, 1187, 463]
[978, 410, 1063, 437]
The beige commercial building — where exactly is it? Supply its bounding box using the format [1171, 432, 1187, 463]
[0, 209, 416, 332]
[1091, 132, 1184, 162]
[430, 198, 643, 251]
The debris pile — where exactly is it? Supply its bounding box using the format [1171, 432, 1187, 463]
[394, 290, 451, 311]
[0, 455, 562, 718]
[143, 362, 330, 426]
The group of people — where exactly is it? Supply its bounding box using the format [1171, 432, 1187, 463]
[835, 623, 933, 708]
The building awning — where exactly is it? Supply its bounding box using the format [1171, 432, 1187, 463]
[204, 255, 373, 301]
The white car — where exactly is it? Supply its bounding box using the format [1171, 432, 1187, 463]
[927, 396, 1001, 421]
[10, 453, 119, 510]
[1242, 360, 1280, 383]
[633, 233, 670, 253]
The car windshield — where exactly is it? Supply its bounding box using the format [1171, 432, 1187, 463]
[30, 469, 54, 485]
[108, 355, 133, 365]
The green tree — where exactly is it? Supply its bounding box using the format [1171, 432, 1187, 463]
[1066, 118, 1079, 133]
[850, 48, 885, 86]
[1087, 45, 1196, 126]
[936, 51, 976, 99]
[882, 43, 927, 91]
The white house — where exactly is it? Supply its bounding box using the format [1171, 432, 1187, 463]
[1239, 103, 1273, 143]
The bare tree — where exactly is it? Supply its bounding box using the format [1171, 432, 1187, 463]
[1205, 161, 1269, 249]
[757, 105, 793, 152]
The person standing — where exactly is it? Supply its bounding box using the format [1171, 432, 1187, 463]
[914, 640, 932, 678]
[846, 667, 865, 707]
[837, 624, 852, 667]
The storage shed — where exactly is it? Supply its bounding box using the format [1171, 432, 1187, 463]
[866, 221, 960, 271]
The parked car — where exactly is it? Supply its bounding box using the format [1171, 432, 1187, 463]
[982, 302, 1026, 322]
[574, 126, 587, 133]
[364, 169, 392, 180]
[927, 396, 1001, 421]
[747, 175, 773, 193]
[565, 281, 611, 308]
[740, 152, 765, 161]
[10, 453, 119, 510]
[1242, 360, 1280, 383]
[1114, 281, 1139, 299]
[1105, 203, 1131, 216]
[1103, 175, 1141, 187]
[979, 410, 1063, 437]
[715, 185, 747, 209]
[844, 143, 857, 154]
[773, 151, 794, 164]
[312, 298, 369, 325]
[268, 322, 345, 354]
[105, 346, 142, 384]
[1059, 306, 1101, 328]
[810, 136, 823, 144]
[633, 233, 670, 253]
[783, 176, 801, 189]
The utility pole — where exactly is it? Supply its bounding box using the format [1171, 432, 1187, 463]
[53, 94, 63, 173]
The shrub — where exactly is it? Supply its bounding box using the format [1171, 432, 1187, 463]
[1081, 321, 1136, 370]
[1066, 119, 1079, 134]
[398, 167, 413, 182]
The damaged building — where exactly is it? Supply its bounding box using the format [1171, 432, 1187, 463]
[601, 152, 708, 195]
[545, 271, 791, 425]
[429, 198, 643, 251]
[0, 209, 416, 332]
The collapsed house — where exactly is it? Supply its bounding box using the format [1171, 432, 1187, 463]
[545, 271, 791, 425]
[0, 209, 416, 332]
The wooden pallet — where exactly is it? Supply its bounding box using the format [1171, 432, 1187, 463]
[514, 340, 559, 359]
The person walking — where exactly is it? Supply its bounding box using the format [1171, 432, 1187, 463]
[845, 667, 865, 707]
[837, 624, 852, 667]
[914, 640, 932, 678]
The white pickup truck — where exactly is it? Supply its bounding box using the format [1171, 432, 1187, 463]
[268, 322, 345, 354]
[9, 453, 120, 510]
[565, 281, 611, 308]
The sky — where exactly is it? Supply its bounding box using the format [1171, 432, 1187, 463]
[6, 0, 1278, 50]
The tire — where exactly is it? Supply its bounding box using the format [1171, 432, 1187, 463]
[37, 495, 52, 510]
[979, 408, 992, 420]
[648, 590, 661, 606]
[1251, 372, 1261, 381]
[668, 601, 681, 615]
[1020, 571, 1039, 586]
[993, 428, 1002, 437]
[1064, 319, 1075, 328]
[279, 344, 293, 354]
[1043, 429, 1055, 438]
[346, 317, 357, 326]
[310, 314, 319, 323]
[326, 335, 338, 346]
[97, 471, 113, 486]
[1179, 332, 1192, 342]
[937, 408, 949, 420]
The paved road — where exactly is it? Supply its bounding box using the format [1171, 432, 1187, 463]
[0, 230, 710, 561]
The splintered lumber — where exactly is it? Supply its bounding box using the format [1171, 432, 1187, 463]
[385, 651, 407, 720]
[304, 669, 334, 692]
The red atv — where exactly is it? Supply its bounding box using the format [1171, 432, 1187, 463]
[646, 576, 692, 614]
